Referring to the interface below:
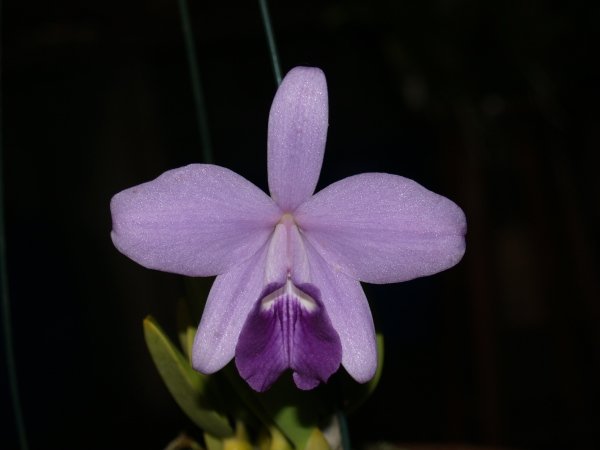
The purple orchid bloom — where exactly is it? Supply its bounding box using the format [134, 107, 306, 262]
[110, 67, 466, 392]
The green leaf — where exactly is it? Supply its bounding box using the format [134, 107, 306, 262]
[143, 316, 233, 437]
[272, 406, 313, 450]
[342, 333, 384, 414]
[204, 433, 224, 450]
[176, 297, 197, 362]
[221, 365, 281, 431]
[176, 277, 214, 361]
[260, 377, 330, 450]
[266, 425, 293, 450]
[221, 366, 326, 450]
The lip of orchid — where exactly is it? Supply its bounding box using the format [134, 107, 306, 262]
[110, 66, 467, 391]
[235, 272, 342, 392]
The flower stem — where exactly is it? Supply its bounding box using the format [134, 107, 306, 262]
[337, 410, 351, 450]
[177, 0, 213, 164]
[0, 56, 29, 450]
[258, 0, 282, 86]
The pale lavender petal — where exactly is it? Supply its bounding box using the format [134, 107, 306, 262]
[111, 164, 281, 277]
[268, 67, 328, 212]
[296, 173, 467, 284]
[304, 241, 377, 383]
[192, 243, 274, 374]
[235, 280, 341, 391]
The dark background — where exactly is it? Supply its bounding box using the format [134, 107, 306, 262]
[2, 0, 599, 449]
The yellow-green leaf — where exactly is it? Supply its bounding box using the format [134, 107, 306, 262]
[268, 426, 293, 450]
[176, 297, 197, 362]
[204, 433, 224, 450]
[259, 377, 329, 450]
[304, 428, 330, 450]
[144, 316, 233, 437]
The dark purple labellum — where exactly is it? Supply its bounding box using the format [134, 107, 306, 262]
[235, 279, 342, 392]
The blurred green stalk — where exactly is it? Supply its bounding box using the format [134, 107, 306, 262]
[0, 39, 29, 450]
[177, 0, 213, 164]
[259, 0, 282, 86]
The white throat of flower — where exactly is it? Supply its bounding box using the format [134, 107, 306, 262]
[260, 278, 317, 313]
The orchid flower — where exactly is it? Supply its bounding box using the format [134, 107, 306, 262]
[110, 67, 466, 392]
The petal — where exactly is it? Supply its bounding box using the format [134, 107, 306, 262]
[304, 240, 377, 383]
[296, 173, 467, 284]
[111, 164, 281, 276]
[268, 67, 328, 212]
[235, 280, 341, 392]
[192, 242, 273, 374]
